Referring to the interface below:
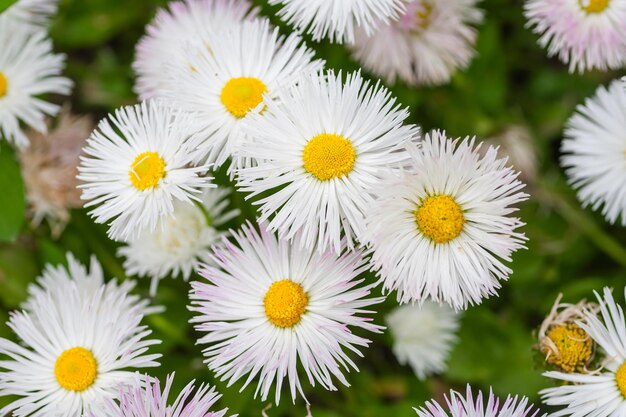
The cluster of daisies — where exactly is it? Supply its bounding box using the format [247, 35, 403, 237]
[0, 0, 626, 416]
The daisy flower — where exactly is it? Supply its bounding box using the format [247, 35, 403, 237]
[365, 130, 528, 310]
[118, 187, 239, 295]
[524, 0, 626, 73]
[1, 0, 59, 29]
[134, 0, 258, 100]
[188, 222, 384, 404]
[0, 18, 72, 147]
[561, 79, 626, 226]
[99, 373, 229, 417]
[163, 18, 323, 170]
[541, 287, 626, 417]
[0, 255, 161, 417]
[415, 386, 544, 417]
[484, 125, 538, 185]
[236, 70, 418, 254]
[386, 301, 460, 379]
[78, 100, 212, 242]
[350, 0, 484, 86]
[267, 0, 408, 44]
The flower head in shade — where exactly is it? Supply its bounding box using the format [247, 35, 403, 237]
[541, 287, 626, 417]
[415, 386, 544, 417]
[78, 100, 212, 242]
[350, 0, 483, 86]
[386, 301, 460, 379]
[536, 293, 599, 373]
[0, 18, 72, 147]
[483, 125, 538, 185]
[365, 130, 528, 310]
[267, 0, 407, 44]
[1, 0, 59, 29]
[561, 79, 626, 225]
[118, 187, 239, 295]
[163, 18, 323, 170]
[0, 254, 161, 417]
[524, 0, 626, 73]
[19, 109, 92, 235]
[188, 222, 384, 404]
[134, 0, 258, 100]
[236, 70, 418, 254]
[100, 373, 229, 417]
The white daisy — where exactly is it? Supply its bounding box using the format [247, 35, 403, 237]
[524, 0, 626, 73]
[415, 386, 544, 417]
[236, 70, 419, 254]
[267, 0, 408, 44]
[99, 373, 229, 417]
[541, 287, 626, 417]
[188, 222, 384, 404]
[1, 0, 59, 29]
[162, 18, 324, 170]
[118, 187, 239, 295]
[365, 130, 528, 310]
[0, 18, 72, 147]
[133, 0, 258, 100]
[0, 255, 161, 417]
[78, 99, 212, 242]
[386, 301, 460, 379]
[350, 0, 483, 86]
[561, 79, 626, 226]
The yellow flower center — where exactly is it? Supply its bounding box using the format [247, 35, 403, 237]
[54, 347, 98, 392]
[263, 279, 308, 328]
[129, 151, 166, 191]
[416, 1, 434, 28]
[415, 195, 465, 244]
[579, 0, 609, 13]
[0, 71, 7, 98]
[302, 133, 356, 181]
[220, 77, 267, 118]
[542, 324, 593, 373]
[617, 361, 626, 399]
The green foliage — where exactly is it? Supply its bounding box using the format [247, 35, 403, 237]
[0, 0, 17, 13]
[0, 148, 25, 242]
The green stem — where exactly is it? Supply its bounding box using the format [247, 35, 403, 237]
[194, 200, 213, 227]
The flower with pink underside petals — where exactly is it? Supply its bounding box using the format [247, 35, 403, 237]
[188, 222, 384, 405]
[524, 0, 626, 73]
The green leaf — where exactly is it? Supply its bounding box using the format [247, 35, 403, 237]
[0, 147, 25, 242]
[0, 0, 17, 14]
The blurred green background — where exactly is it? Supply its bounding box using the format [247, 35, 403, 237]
[0, 0, 625, 416]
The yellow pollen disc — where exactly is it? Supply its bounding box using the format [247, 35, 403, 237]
[302, 133, 356, 181]
[220, 77, 267, 118]
[263, 280, 308, 328]
[542, 324, 593, 373]
[416, 1, 434, 28]
[0, 71, 7, 98]
[579, 0, 609, 13]
[129, 151, 166, 191]
[54, 347, 98, 392]
[617, 361, 626, 398]
[415, 195, 464, 244]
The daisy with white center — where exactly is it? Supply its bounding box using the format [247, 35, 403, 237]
[118, 187, 239, 295]
[0, 18, 72, 147]
[1, 0, 59, 29]
[541, 287, 626, 417]
[134, 0, 258, 100]
[561, 79, 626, 226]
[99, 373, 229, 417]
[524, 0, 626, 73]
[163, 18, 323, 170]
[78, 100, 212, 242]
[415, 386, 544, 417]
[0, 255, 161, 417]
[267, 0, 408, 44]
[350, 0, 483, 86]
[188, 222, 384, 404]
[236, 70, 418, 254]
[365, 130, 528, 310]
[386, 301, 460, 379]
